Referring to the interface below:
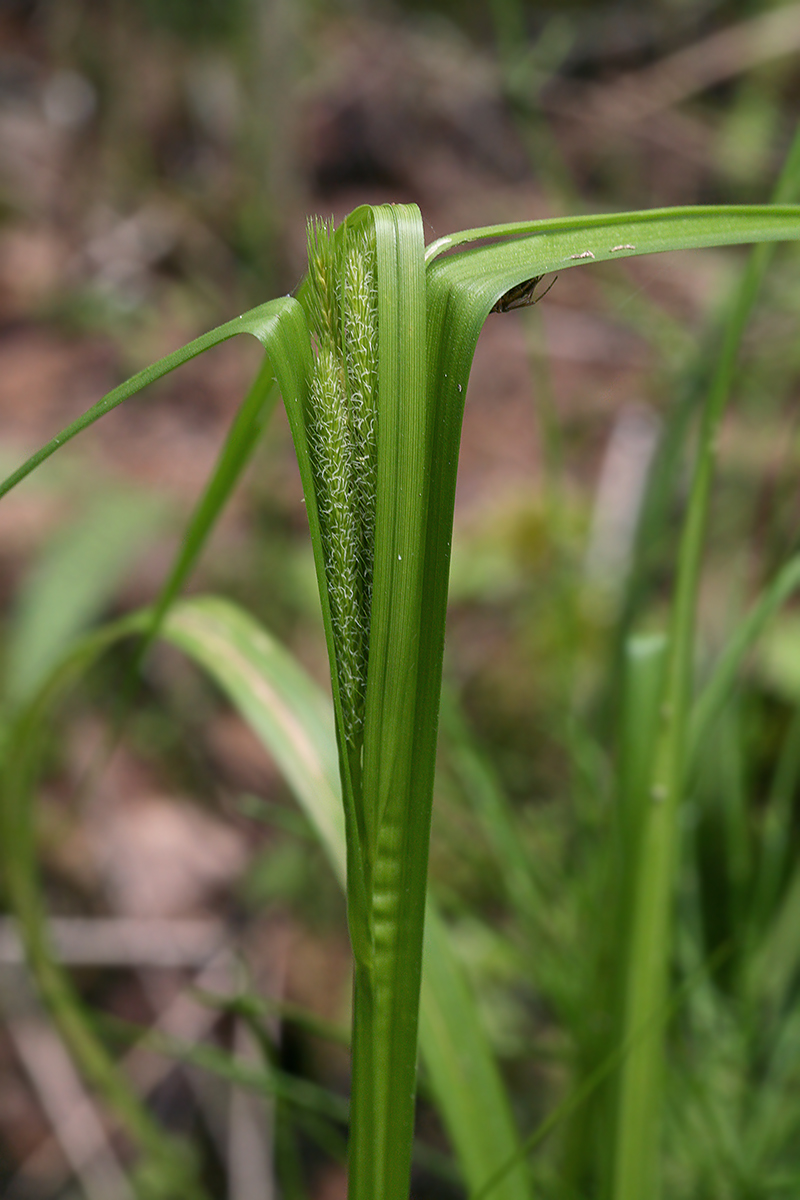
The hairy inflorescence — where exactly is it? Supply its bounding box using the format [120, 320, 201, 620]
[304, 218, 378, 745]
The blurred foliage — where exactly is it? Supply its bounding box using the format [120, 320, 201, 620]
[137, 0, 245, 41]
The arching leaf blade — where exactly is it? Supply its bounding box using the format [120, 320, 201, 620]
[425, 203, 800, 263]
[0, 298, 300, 502]
[137, 290, 315, 660]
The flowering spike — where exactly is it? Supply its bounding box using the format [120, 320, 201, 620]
[304, 220, 378, 745]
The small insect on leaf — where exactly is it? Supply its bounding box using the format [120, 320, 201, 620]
[491, 274, 557, 313]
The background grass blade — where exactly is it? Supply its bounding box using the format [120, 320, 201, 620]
[4, 487, 167, 706]
[689, 552, 800, 764]
[161, 597, 347, 883]
[0, 614, 207, 1200]
[420, 905, 533, 1200]
[557, 632, 668, 1198]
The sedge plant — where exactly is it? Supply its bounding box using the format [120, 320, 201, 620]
[5, 198, 800, 1199]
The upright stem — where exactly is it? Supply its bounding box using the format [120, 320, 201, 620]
[300, 206, 433, 1200]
